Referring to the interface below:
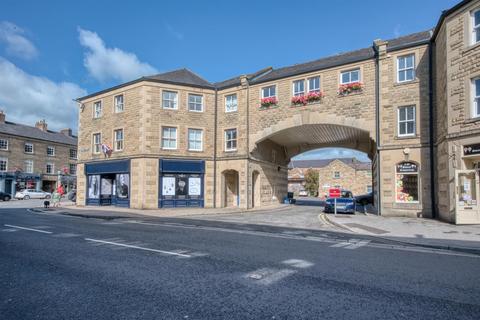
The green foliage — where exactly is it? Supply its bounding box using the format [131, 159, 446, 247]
[304, 169, 319, 196]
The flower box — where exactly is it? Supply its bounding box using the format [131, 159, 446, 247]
[260, 97, 278, 108]
[338, 82, 363, 96]
[291, 91, 325, 106]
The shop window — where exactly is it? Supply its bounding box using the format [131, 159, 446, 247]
[0, 157, 7, 171]
[188, 94, 203, 112]
[161, 174, 202, 201]
[397, 54, 415, 82]
[473, 77, 480, 118]
[162, 127, 177, 149]
[308, 76, 320, 93]
[262, 85, 276, 98]
[116, 174, 130, 199]
[70, 149, 77, 159]
[93, 133, 101, 154]
[395, 162, 419, 203]
[114, 129, 124, 151]
[24, 160, 33, 173]
[188, 129, 203, 151]
[25, 143, 34, 154]
[69, 163, 76, 175]
[340, 69, 360, 84]
[472, 8, 480, 45]
[93, 101, 102, 118]
[46, 163, 54, 174]
[162, 91, 178, 109]
[114, 94, 124, 113]
[398, 106, 416, 137]
[47, 146, 55, 156]
[293, 80, 305, 96]
[225, 94, 237, 112]
[87, 175, 100, 199]
[0, 139, 8, 150]
[225, 128, 237, 151]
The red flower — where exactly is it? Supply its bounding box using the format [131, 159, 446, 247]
[260, 97, 278, 108]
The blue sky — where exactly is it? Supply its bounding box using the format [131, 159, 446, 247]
[0, 0, 459, 159]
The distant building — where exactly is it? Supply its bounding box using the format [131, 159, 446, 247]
[0, 111, 77, 195]
[288, 158, 372, 197]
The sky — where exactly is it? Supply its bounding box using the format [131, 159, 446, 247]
[0, 0, 459, 159]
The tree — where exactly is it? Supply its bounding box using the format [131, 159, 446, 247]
[304, 169, 319, 197]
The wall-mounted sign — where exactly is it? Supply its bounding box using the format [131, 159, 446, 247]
[463, 143, 480, 156]
[396, 162, 418, 173]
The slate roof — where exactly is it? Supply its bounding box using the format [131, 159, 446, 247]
[145, 68, 214, 89]
[432, 0, 474, 40]
[0, 121, 77, 146]
[288, 158, 371, 170]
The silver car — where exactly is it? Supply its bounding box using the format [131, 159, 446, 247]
[15, 189, 52, 200]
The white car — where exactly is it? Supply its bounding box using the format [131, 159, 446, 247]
[15, 189, 52, 200]
[298, 190, 309, 197]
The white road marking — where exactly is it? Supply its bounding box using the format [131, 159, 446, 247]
[345, 240, 371, 249]
[2, 228, 18, 232]
[282, 259, 314, 269]
[4, 224, 53, 234]
[84, 238, 191, 257]
[330, 242, 352, 248]
[245, 268, 297, 285]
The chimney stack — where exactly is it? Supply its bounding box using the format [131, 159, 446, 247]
[0, 110, 5, 123]
[60, 128, 72, 136]
[35, 119, 48, 132]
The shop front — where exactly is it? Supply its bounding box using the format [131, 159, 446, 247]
[0, 171, 41, 195]
[455, 143, 480, 224]
[159, 159, 204, 208]
[85, 159, 130, 207]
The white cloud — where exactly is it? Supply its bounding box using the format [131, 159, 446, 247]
[0, 21, 38, 60]
[78, 28, 157, 83]
[0, 57, 86, 132]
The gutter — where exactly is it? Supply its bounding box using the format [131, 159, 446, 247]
[428, 41, 437, 219]
[245, 78, 251, 208]
[374, 44, 382, 216]
[213, 87, 218, 208]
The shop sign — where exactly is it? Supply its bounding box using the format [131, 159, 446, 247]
[396, 162, 418, 173]
[463, 143, 480, 156]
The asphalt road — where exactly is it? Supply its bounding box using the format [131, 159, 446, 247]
[1, 208, 480, 319]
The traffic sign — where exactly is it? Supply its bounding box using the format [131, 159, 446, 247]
[329, 188, 341, 198]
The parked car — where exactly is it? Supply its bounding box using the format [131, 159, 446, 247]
[298, 190, 308, 197]
[0, 191, 11, 201]
[15, 189, 52, 200]
[324, 190, 356, 214]
[355, 192, 373, 206]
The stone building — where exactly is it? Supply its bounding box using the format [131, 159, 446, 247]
[288, 158, 372, 198]
[76, 0, 480, 224]
[0, 111, 77, 195]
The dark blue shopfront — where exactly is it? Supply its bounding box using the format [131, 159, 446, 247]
[85, 159, 130, 207]
[159, 159, 204, 208]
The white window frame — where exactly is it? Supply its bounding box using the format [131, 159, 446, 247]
[0, 157, 7, 172]
[93, 133, 101, 154]
[398, 106, 416, 137]
[162, 127, 177, 150]
[340, 69, 360, 84]
[472, 8, 480, 45]
[308, 76, 320, 93]
[292, 80, 305, 96]
[225, 94, 238, 113]
[397, 54, 415, 83]
[93, 101, 102, 118]
[188, 94, 203, 112]
[69, 163, 77, 175]
[24, 142, 34, 154]
[46, 163, 54, 175]
[70, 149, 77, 159]
[162, 91, 178, 110]
[24, 160, 33, 174]
[114, 94, 124, 113]
[188, 128, 203, 151]
[0, 139, 8, 150]
[225, 128, 237, 151]
[261, 85, 276, 98]
[334, 171, 341, 179]
[114, 129, 124, 151]
[47, 146, 55, 157]
[473, 77, 480, 118]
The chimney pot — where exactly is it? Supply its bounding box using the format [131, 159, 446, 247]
[0, 110, 5, 123]
[60, 128, 72, 136]
[35, 119, 48, 132]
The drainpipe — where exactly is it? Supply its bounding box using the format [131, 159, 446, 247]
[242, 75, 251, 209]
[428, 40, 437, 219]
[213, 87, 218, 208]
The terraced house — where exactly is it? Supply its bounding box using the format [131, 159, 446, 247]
[76, 0, 480, 224]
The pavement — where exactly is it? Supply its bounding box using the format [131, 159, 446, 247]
[1, 207, 480, 319]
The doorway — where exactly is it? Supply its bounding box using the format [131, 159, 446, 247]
[223, 170, 239, 207]
[455, 170, 480, 224]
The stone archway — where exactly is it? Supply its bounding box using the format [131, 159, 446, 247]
[222, 169, 239, 208]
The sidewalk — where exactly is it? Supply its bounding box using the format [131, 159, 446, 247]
[325, 213, 480, 253]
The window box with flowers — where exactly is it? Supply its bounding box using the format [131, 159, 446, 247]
[260, 97, 278, 109]
[291, 91, 325, 106]
[338, 82, 363, 96]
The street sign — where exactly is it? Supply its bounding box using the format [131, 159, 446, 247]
[329, 188, 341, 198]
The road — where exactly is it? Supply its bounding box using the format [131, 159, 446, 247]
[1, 207, 480, 319]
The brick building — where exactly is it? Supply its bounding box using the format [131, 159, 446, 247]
[288, 158, 372, 198]
[76, 0, 480, 224]
[0, 111, 77, 195]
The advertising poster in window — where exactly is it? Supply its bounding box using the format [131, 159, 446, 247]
[162, 176, 175, 196]
[101, 178, 113, 195]
[176, 176, 188, 198]
[396, 174, 419, 203]
[188, 177, 201, 196]
[88, 175, 100, 199]
[116, 174, 129, 199]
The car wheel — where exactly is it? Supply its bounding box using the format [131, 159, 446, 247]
[45, 195, 51, 199]
[24, 195, 30, 200]
[3, 195, 10, 201]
